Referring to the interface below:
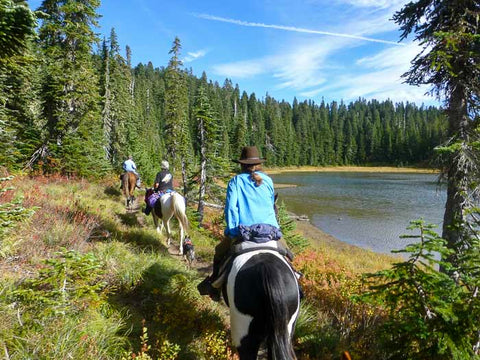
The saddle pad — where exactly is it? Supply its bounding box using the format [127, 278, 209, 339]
[233, 239, 280, 253]
[145, 189, 176, 208]
[146, 192, 162, 208]
[211, 241, 282, 289]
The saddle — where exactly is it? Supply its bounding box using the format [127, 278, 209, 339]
[145, 188, 174, 218]
[211, 240, 298, 289]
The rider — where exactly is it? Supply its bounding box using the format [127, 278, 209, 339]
[120, 155, 141, 188]
[198, 146, 291, 301]
[143, 160, 173, 216]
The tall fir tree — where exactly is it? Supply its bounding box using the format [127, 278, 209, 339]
[164, 37, 191, 195]
[0, 0, 39, 169]
[193, 84, 228, 224]
[36, 0, 108, 176]
[394, 0, 480, 265]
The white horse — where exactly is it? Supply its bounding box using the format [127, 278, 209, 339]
[223, 247, 300, 360]
[151, 192, 189, 254]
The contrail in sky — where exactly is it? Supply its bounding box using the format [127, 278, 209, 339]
[195, 13, 404, 46]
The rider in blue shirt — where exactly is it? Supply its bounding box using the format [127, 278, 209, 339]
[198, 146, 288, 301]
[224, 170, 279, 238]
[121, 155, 141, 188]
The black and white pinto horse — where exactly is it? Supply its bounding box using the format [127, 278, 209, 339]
[152, 192, 189, 254]
[224, 247, 300, 360]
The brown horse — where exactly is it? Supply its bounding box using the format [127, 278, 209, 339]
[122, 171, 136, 210]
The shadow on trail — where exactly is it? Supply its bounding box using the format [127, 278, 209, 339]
[109, 261, 227, 359]
[89, 216, 169, 254]
[117, 211, 141, 227]
[120, 228, 169, 254]
[104, 185, 121, 197]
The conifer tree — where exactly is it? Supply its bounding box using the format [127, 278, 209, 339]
[100, 28, 133, 167]
[193, 84, 228, 224]
[164, 37, 191, 195]
[0, 0, 38, 169]
[35, 0, 108, 176]
[394, 0, 480, 264]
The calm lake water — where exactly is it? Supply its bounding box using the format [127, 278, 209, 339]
[270, 172, 447, 255]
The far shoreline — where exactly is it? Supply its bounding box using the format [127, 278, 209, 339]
[265, 165, 439, 175]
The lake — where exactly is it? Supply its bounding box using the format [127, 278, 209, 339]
[270, 171, 447, 255]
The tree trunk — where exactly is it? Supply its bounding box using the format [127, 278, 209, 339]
[197, 116, 206, 225]
[441, 84, 469, 267]
[181, 157, 188, 204]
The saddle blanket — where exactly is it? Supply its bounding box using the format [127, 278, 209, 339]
[211, 240, 283, 289]
[145, 189, 173, 208]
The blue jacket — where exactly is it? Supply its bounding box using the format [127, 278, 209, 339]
[224, 172, 280, 238]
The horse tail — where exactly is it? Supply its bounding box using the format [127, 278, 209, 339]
[261, 260, 297, 360]
[127, 172, 136, 196]
[172, 193, 189, 233]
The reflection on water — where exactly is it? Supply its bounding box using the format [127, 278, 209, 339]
[271, 172, 446, 255]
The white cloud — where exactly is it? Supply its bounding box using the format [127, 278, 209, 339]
[195, 13, 403, 45]
[334, 0, 407, 9]
[212, 58, 270, 78]
[183, 49, 207, 63]
[202, 4, 434, 104]
[272, 39, 349, 90]
[356, 41, 421, 69]
[212, 37, 350, 90]
[306, 42, 434, 104]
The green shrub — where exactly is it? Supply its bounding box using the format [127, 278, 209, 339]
[362, 219, 480, 360]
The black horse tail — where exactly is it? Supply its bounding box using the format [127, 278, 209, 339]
[261, 260, 297, 360]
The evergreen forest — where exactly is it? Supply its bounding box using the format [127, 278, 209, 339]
[1, 1, 448, 185]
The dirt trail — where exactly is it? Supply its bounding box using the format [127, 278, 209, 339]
[127, 197, 213, 276]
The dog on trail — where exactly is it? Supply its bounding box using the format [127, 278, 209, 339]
[182, 236, 195, 267]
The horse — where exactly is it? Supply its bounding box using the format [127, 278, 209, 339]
[224, 248, 300, 360]
[152, 191, 189, 254]
[122, 171, 136, 210]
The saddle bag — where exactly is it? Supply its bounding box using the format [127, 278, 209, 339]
[238, 223, 283, 243]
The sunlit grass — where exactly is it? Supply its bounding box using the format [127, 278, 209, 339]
[1, 174, 401, 359]
[1, 175, 230, 359]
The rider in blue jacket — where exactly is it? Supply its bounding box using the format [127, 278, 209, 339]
[198, 146, 289, 301]
[120, 155, 141, 188]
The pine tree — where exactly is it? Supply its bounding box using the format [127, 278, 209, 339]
[193, 84, 228, 224]
[0, 0, 38, 169]
[36, 0, 108, 177]
[164, 37, 191, 195]
[101, 28, 133, 167]
[394, 0, 480, 264]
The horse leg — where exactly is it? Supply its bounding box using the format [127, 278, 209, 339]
[236, 334, 263, 360]
[164, 218, 172, 246]
[178, 223, 184, 255]
[152, 213, 161, 233]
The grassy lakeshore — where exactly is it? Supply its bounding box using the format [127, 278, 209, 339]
[266, 165, 439, 174]
[293, 218, 397, 273]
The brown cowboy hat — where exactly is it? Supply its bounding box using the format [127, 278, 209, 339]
[233, 146, 266, 165]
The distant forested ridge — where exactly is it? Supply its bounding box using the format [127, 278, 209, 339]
[1, 2, 447, 183]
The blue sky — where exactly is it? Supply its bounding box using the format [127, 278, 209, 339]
[27, 0, 438, 106]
